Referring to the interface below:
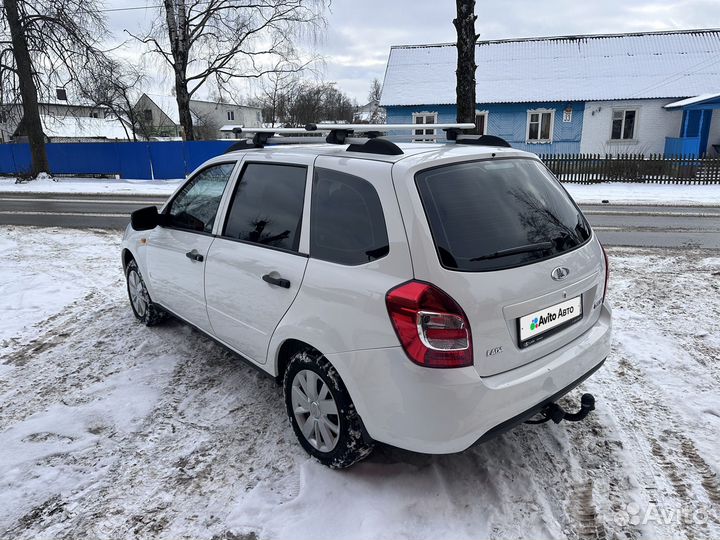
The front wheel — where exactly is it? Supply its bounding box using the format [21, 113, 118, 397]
[125, 259, 167, 326]
[284, 350, 374, 468]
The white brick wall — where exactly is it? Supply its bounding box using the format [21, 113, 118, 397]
[580, 99, 683, 155]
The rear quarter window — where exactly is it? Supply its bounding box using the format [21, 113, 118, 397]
[415, 158, 591, 272]
[310, 168, 389, 266]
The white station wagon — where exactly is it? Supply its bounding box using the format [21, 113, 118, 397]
[122, 124, 611, 468]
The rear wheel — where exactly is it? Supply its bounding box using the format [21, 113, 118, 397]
[284, 349, 373, 468]
[125, 259, 167, 326]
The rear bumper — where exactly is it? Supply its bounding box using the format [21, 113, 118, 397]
[327, 303, 611, 454]
[475, 357, 604, 444]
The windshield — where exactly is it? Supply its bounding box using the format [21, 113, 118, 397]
[415, 158, 591, 272]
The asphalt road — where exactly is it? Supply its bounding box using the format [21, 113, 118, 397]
[1, 193, 719, 249]
[582, 204, 720, 249]
[0, 193, 167, 229]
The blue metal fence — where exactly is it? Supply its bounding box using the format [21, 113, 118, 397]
[0, 140, 237, 179]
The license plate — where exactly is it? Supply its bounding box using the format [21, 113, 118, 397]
[518, 295, 582, 347]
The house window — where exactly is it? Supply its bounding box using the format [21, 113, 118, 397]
[475, 111, 488, 135]
[91, 111, 99, 119]
[412, 112, 437, 142]
[227, 110, 235, 121]
[527, 109, 554, 143]
[144, 109, 153, 122]
[611, 109, 637, 140]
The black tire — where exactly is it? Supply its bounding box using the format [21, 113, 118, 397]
[284, 349, 374, 468]
[125, 259, 167, 326]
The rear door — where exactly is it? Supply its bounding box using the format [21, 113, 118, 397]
[395, 156, 606, 376]
[204, 160, 310, 364]
[146, 162, 236, 332]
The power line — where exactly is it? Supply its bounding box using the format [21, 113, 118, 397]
[99, 5, 162, 12]
[629, 54, 720, 98]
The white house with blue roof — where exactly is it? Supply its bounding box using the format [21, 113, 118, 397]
[379, 29, 720, 157]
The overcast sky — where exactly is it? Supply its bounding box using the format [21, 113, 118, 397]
[104, 0, 720, 103]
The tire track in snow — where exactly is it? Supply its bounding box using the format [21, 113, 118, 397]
[680, 438, 720, 509]
[559, 399, 632, 540]
[593, 249, 720, 539]
[0, 292, 121, 427]
[590, 346, 719, 539]
[57, 321, 297, 539]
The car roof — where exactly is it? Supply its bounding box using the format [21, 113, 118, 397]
[220, 142, 536, 165]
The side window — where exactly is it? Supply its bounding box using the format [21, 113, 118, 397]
[310, 168, 389, 266]
[527, 109, 554, 143]
[166, 163, 235, 233]
[223, 163, 307, 252]
[611, 109, 637, 140]
[412, 112, 437, 142]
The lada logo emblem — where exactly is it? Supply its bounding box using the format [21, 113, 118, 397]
[551, 267, 570, 281]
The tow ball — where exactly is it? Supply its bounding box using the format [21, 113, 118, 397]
[525, 393, 596, 425]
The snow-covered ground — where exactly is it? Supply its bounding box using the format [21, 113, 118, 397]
[563, 182, 720, 206]
[1, 226, 719, 540]
[0, 176, 182, 196]
[2, 176, 720, 206]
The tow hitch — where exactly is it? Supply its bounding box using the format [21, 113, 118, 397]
[525, 393, 596, 425]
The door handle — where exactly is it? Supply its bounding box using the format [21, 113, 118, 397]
[262, 274, 291, 289]
[185, 250, 204, 262]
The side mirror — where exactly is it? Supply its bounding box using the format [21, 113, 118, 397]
[130, 205, 160, 231]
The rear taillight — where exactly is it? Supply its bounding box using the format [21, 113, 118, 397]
[601, 243, 610, 302]
[386, 280, 473, 368]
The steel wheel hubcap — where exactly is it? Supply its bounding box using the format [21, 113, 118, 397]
[291, 369, 340, 452]
[128, 270, 147, 317]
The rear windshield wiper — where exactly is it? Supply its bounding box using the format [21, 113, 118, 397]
[470, 241, 554, 262]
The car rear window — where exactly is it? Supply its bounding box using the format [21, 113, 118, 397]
[415, 158, 591, 272]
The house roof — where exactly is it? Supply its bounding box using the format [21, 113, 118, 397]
[188, 98, 262, 111]
[140, 93, 261, 125]
[380, 29, 720, 106]
[143, 93, 181, 125]
[41, 114, 132, 139]
[664, 92, 720, 109]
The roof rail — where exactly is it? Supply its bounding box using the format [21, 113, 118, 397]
[347, 138, 404, 155]
[455, 134, 512, 148]
[224, 139, 258, 153]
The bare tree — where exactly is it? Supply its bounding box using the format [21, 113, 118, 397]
[454, 0, 478, 132]
[131, 0, 328, 141]
[194, 110, 222, 140]
[366, 77, 386, 124]
[254, 69, 300, 127]
[79, 59, 146, 142]
[252, 79, 354, 127]
[0, 0, 107, 175]
[368, 78, 382, 104]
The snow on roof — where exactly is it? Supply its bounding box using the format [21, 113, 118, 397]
[188, 98, 262, 111]
[41, 114, 132, 140]
[142, 94, 261, 125]
[664, 92, 720, 109]
[380, 29, 720, 106]
[144, 93, 181, 124]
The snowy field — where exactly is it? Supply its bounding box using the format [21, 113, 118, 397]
[1, 226, 719, 540]
[2, 176, 720, 206]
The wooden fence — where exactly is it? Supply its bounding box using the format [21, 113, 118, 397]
[538, 154, 720, 184]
